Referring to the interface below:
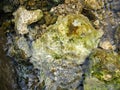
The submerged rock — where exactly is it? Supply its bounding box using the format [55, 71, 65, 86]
[88, 49, 120, 89]
[30, 14, 103, 89]
[13, 6, 43, 35]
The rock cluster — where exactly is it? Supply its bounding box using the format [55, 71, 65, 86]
[7, 0, 120, 89]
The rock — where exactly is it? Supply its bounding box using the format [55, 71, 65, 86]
[13, 6, 43, 35]
[84, 77, 107, 90]
[16, 36, 32, 58]
[99, 40, 116, 50]
[30, 14, 103, 89]
[50, 0, 83, 15]
[84, 0, 104, 10]
[0, 55, 19, 90]
[89, 49, 120, 87]
[0, 24, 19, 90]
[44, 12, 58, 25]
[3, 5, 13, 13]
[8, 36, 31, 60]
[84, 76, 120, 90]
[115, 25, 120, 53]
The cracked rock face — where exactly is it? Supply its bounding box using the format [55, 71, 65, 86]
[13, 6, 43, 35]
[30, 14, 103, 89]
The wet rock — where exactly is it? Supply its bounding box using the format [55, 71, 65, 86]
[44, 12, 58, 25]
[115, 25, 120, 53]
[8, 36, 32, 60]
[84, 0, 104, 10]
[30, 14, 103, 89]
[0, 58, 19, 90]
[3, 5, 13, 13]
[15, 61, 40, 90]
[16, 36, 31, 57]
[0, 22, 19, 90]
[84, 77, 107, 90]
[88, 49, 120, 89]
[109, 0, 120, 12]
[13, 6, 43, 35]
[99, 40, 116, 50]
[50, 0, 83, 16]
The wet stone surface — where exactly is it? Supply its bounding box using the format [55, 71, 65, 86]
[0, 0, 120, 90]
[30, 14, 103, 89]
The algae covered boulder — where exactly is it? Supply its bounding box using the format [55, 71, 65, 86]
[30, 14, 103, 89]
[87, 49, 120, 89]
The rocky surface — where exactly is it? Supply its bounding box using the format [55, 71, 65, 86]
[115, 25, 120, 53]
[84, 48, 120, 90]
[0, 0, 120, 90]
[8, 36, 32, 59]
[30, 14, 103, 89]
[13, 6, 43, 35]
[83, 0, 104, 10]
[50, 0, 83, 15]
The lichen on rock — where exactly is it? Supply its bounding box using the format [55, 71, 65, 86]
[30, 14, 103, 89]
[13, 6, 43, 35]
[89, 49, 120, 85]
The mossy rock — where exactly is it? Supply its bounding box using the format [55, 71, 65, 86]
[31, 14, 103, 89]
[89, 49, 120, 85]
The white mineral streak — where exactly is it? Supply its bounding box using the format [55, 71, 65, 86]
[13, 6, 43, 34]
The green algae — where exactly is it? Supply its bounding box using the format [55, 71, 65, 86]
[89, 49, 120, 85]
[31, 14, 103, 89]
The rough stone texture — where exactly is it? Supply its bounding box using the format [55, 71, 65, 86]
[8, 36, 31, 60]
[99, 40, 115, 50]
[30, 14, 103, 89]
[50, 0, 83, 15]
[115, 25, 120, 53]
[13, 6, 43, 34]
[15, 36, 31, 58]
[2, 0, 120, 90]
[84, 0, 104, 10]
[88, 49, 120, 89]
[0, 23, 19, 90]
[84, 77, 107, 90]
